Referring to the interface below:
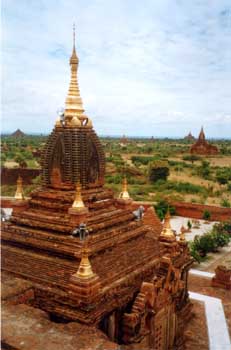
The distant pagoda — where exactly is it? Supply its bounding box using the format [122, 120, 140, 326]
[1, 28, 193, 347]
[119, 134, 128, 146]
[184, 131, 195, 142]
[190, 127, 218, 155]
[11, 129, 26, 137]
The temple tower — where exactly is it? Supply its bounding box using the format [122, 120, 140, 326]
[190, 126, 218, 155]
[41, 27, 105, 189]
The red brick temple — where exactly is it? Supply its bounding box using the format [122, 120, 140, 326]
[190, 127, 218, 155]
[1, 31, 193, 349]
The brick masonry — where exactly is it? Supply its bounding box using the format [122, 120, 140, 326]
[172, 201, 231, 221]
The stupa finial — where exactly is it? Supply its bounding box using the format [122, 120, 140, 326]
[14, 175, 24, 200]
[64, 26, 84, 123]
[75, 240, 95, 279]
[160, 208, 176, 240]
[119, 176, 130, 200]
[72, 181, 85, 209]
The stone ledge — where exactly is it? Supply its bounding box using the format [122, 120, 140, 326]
[2, 272, 34, 304]
[2, 303, 119, 350]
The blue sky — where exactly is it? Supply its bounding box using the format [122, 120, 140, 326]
[2, 0, 231, 137]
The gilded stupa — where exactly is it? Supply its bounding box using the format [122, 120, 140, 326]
[1, 29, 193, 348]
[42, 26, 105, 190]
[14, 176, 24, 200]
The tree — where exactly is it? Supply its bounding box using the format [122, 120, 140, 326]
[148, 161, 169, 183]
[187, 220, 192, 230]
[183, 154, 200, 164]
[220, 198, 231, 208]
[197, 160, 211, 179]
[202, 210, 211, 220]
[154, 200, 175, 221]
[216, 168, 231, 185]
[14, 153, 27, 168]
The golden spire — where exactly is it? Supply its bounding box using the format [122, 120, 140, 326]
[72, 181, 85, 209]
[64, 24, 84, 123]
[119, 177, 130, 200]
[160, 209, 176, 240]
[14, 175, 24, 200]
[75, 244, 95, 279]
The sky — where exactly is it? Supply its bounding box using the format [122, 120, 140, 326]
[1, 0, 231, 138]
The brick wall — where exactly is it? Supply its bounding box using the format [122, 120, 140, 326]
[172, 201, 231, 221]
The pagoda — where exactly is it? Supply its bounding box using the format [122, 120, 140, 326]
[190, 127, 218, 155]
[184, 131, 195, 142]
[1, 29, 193, 347]
[11, 129, 26, 137]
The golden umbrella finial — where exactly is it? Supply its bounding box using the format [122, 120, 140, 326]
[72, 226, 95, 279]
[160, 208, 175, 239]
[75, 241, 95, 279]
[14, 175, 24, 200]
[119, 176, 130, 200]
[72, 181, 85, 209]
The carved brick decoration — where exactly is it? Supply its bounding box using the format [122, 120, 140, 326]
[41, 128, 105, 189]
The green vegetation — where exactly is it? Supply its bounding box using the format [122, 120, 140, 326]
[1, 134, 45, 169]
[1, 135, 231, 206]
[154, 199, 175, 220]
[131, 155, 159, 166]
[202, 210, 211, 220]
[216, 167, 231, 185]
[187, 220, 192, 230]
[220, 198, 231, 208]
[182, 154, 201, 163]
[190, 223, 231, 262]
[197, 160, 211, 179]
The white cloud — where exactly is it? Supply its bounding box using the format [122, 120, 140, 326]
[1, 0, 231, 137]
